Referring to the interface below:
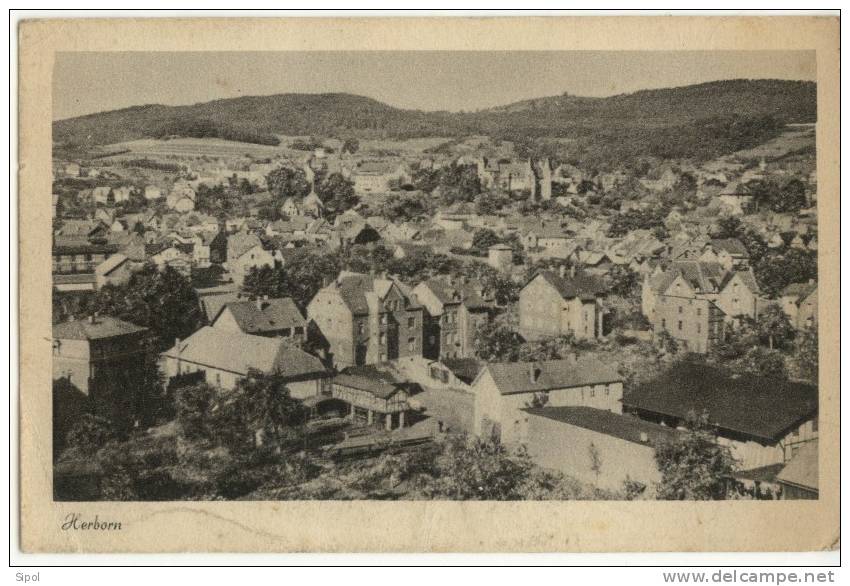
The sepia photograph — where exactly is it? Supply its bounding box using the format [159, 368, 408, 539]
[49, 49, 821, 503]
[16, 14, 839, 555]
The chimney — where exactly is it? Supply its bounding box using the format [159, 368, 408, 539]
[88, 312, 98, 324]
[639, 432, 649, 443]
[559, 264, 566, 279]
[174, 337, 181, 351]
[570, 264, 577, 278]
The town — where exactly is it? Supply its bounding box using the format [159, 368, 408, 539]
[51, 81, 819, 502]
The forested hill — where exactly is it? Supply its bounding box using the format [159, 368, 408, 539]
[53, 79, 816, 166]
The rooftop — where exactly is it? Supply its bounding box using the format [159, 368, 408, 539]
[624, 361, 818, 443]
[524, 406, 681, 446]
[216, 297, 306, 334]
[53, 315, 148, 341]
[483, 356, 622, 396]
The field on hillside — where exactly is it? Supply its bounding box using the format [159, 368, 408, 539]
[97, 137, 289, 160]
[731, 126, 816, 161]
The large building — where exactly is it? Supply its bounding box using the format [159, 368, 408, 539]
[52, 315, 149, 427]
[307, 271, 424, 367]
[519, 268, 608, 341]
[642, 260, 761, 353]
[624, 361, 818, 471]
[412, 277, 495, 360]
[161, 326, 330, 398]
[472, 356, 624, 444]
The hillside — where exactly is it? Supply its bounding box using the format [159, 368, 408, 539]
[53, 79, 816, 167]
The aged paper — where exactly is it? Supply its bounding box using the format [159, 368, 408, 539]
[19, 16, 839, 552]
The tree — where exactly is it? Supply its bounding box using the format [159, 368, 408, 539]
[754, 249, 817, 298]
[241, 249, 340, 308]
[316, 172, 358, 218]
[607, 265, 639, 298]
[730, 346, 788, 380]
[427, 434, 534, 500]
[471, 228, 500, 254]
[473, 321, 523, 362]
[654, 411, 738, 500]
[341, 137, 360, 155]
[230, 370, 308, 448]
[789, 325, 818, 384]
[64, 414, 116, 456]
[92, 263, 203, 350]
[175, 382, 216, 440]
[588, 442, 603, 486]
[266, 166, 311, 201]
[756, 304, 795, 350]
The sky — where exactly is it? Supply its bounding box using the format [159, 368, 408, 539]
[53, 51, 816, 120]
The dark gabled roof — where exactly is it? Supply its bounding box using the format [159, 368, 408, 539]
[624, 362, 818, 443]
[652, 261, 726, 295]
[216, 298, 305, 334]
[523, 406, 682, 446]
[335, 272, 421, 316]
[421, 277, 494, 311]
[532, 270, 607, 301]
[53, 316, 148, 341]
[709, 238, 748, 256]
[442, 357, 484, 385]
[483, 357, 622, 396]
[718, 268, 760, 295]
[333, 365, 411, 400]
[200, 292, 241, 323]
[781, 281, 818, 302]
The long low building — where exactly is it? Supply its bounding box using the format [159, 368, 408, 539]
[161, 326, 330, 398]
[624, 361, 818, 470]
[524, 406, 682, 493]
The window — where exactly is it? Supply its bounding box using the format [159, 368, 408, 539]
[697, 323, 701, 334]
[605, 385, 610, 396]
[379, 333, 386, 345]
[590, 387, 595, 398]
[215, 373, 221, 386]
[408, 317, 415, 329]
[358, 322, 365, 335]
[408, 337, 416, 351]
[678, 320, 683, 331]
[662, 318, 666, 329]
[696, 308, 702, 316]
[294, 327, 304, 336]
[678, 306, 683, 314]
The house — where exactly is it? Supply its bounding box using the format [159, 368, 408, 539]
[412, 277, 495, 360]
[91, 186, 112, 205]
[280, 197, 301, 217]
[161, 326, 330, 398]
[777, 441, 819, 500]
[307, 271, 424, 367]
[624, 362, 818, 470]
[166, 182, 197, 213]
[302, 189, 325, 218]
[472, 356, 624, 445]
[211, 297, 308, 342]
[487, 243, 514, 272]
[143, 185, 162, 201]
[330, 366, 413, 430]
[519, 267, 608, 341]
[717, 181, 753, 215]
[699, 238, 750, 270]
[351, 161, 409, 194]
[52, 315, 149, 426]
[94, 254, 131, 289]
[226, 232, 281, 286]
[643, 262, 728, 353]
[112, 186, 133, 203]
[780, 281, 818, 330]
[52, 237, 119, 292]
[524, 406, 681, 492]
